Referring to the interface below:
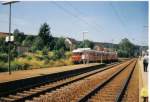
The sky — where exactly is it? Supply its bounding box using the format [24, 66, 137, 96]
[0, 1, 148, 46]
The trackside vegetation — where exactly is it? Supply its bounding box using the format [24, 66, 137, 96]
[0, 22, 146, 72]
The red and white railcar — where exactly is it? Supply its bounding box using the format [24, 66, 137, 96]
[72, 48, 118, 64]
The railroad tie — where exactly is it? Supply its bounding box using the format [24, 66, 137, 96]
[0, 97, 15, 102]
[8, 95, 22, 99]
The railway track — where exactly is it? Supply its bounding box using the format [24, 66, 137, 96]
[87, 60, 137, 102]
[121, 60, 139, 102]
[0, 61, 127, 102]
[22, 59, 134, 102]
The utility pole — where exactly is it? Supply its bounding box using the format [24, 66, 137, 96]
[82, 31, 88, 48]
[2, 1, 19, 75]
[82, 31, 88, 64]
[111, 39, 114, 51]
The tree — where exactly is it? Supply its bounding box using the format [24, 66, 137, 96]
[42, 47, 49, 55]
[32, 36, 44, 51]
[22, 35, 35, 46]
[54, 37, 68, 50]
[0, 37, 7, 53]
[38, 23, 53, 49]
[52, 48, 65, 60]
[78, 40, 94, 49]
[118, 38, 135, 57]
[13, 29, 25, 45]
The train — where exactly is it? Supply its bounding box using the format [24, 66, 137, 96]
[72, 48, 118, 64]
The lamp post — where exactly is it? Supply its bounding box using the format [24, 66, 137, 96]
[111, 39, 114, 51]
[82, 31, 88, 48]
[2, 1, 19, 75]
[101, 51, 104, 64]
[82, 31, 88, 64]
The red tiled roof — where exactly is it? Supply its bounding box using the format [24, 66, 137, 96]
[0, 32, 9, 38]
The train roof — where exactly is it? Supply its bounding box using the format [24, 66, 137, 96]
[72, 48, 118, 54]
[72, 48, 91, 53]
[73, 48, 104, 53]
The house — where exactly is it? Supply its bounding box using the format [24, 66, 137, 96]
[0, 31, 30, 54]
[65, 37, 79, 51]
[0, 32, 9, 38]
[93, 42, 104, 51]
[94, 45, 104, 51]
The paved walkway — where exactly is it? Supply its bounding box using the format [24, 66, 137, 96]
[139, 58, 148, 102]
[0, 63, 99, 83]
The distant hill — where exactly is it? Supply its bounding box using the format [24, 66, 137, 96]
[0, 31, 148, 51]
[65, 37, 148, 51]
[93, 41, 118, 49]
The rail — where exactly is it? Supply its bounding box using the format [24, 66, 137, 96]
[115, 60, 137, 102]
[78, 60, 134, 102]
[0, 62, 122, 102]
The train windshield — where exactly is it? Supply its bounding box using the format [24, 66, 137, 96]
[73, 52, 82, 55]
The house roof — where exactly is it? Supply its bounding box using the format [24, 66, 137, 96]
[0, 32, 9, 38]
[65, 37, 79, 44]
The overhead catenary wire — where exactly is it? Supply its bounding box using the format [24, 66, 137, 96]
[51, 1, 104, 33]
[109, 2, 135, 39]
[65, 1, 106, 33]
[109, 2, 129, 38]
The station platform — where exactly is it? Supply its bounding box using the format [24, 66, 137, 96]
[0, 63, 100, 83]
[138, 58, 148, 102]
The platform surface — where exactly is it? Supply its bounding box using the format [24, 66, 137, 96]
[0, 63, 99, 83]
[139, 58, 148, 102]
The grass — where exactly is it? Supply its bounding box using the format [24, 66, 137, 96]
[0, 51, 74, 72]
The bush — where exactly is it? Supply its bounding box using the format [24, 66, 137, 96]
[43, 55, 50, 64]
[44, 59, 49, 64]
[26, 56, 32, 61]
[11, 48, 18, 58]
[0, 53, 8, 62]
[0, 61, 7, 72]
[19, 54, 27, 58]
[11, 61, 30, 71]
[52, 49, 65, 60]
[22, 63, 30, 70]
[11, 61, 22, 71]
[43, 55, 49, 60]
[65, 51, 72, 59]
[36, 51, 43, 56]
[42, 47, 49, 55]
[35, 56, 43, 61]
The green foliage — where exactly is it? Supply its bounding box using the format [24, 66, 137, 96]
[22, 35, 35, 46]
[118, 38, 135, 57]
[11, 61, 30, 70]
[13, 29, 26, 45]
[42, 47, 49, 55]
[0, 61, 7, 72]
[52, 49, 65, 60]
[54, 37, 67, 50]
[78, 40, 94, 49]
[65, 51, 72, 59]
[0, 53, 7, 62]
[11, 61, 22, 71]
[26, 56, 32, 61]
[0, 60, 30, 72]
[0, 37, 8, 53]
[19, 54, 27, 58]
[11, 47, 18, 58]
[43, 55, 50, 64]
[38, 22, 53, 48]
[35, 56, 43, 61]
[33, 36, 44, 51]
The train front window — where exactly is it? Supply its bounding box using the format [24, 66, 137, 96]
[73, 52, 81, 56]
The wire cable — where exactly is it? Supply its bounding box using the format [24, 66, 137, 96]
[51, 1, 104, 33]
